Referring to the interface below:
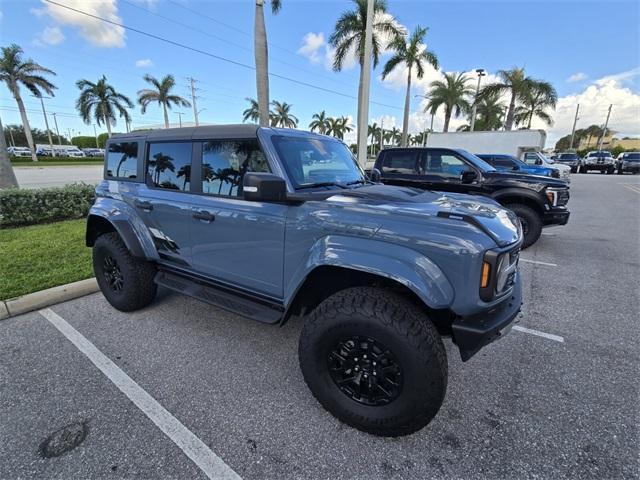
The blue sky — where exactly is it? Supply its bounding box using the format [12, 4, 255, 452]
[1, 0, 639, 146]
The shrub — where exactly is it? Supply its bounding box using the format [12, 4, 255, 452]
[0, 184, 96, 228]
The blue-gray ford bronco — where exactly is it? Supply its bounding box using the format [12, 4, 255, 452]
[87, 125, 523, 437]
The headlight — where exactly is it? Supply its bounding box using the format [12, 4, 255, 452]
[480, 249, 519, 301]
[546, 188, 559, 206]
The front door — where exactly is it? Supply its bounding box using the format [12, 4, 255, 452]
[188, 138, 286, 298]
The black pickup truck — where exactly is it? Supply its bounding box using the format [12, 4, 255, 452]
[372, 147, 570, 248]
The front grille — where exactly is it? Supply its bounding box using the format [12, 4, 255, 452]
[551, 170, 560, 178]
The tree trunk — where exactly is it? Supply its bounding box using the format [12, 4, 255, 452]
[443, 107, 451, 133]
[356, 65, 364, 149]
[401, 67, 412, 147]
[105, 115, 112, 137]
[505, 91, 517, 131]
[14, 92, 38, 162]
[254, 0, 270, 127]
[527, 110, 533, 129]
[163, 103, 169, 128]
[0, 115, 19, 188]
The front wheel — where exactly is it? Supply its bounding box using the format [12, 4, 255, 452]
[570, 167, 578, 174]
[506, 203, 542, 249]
[93, 232, 157, 311]
[298, 287, 447, 437]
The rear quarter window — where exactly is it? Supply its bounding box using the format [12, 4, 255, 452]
[106, 142, 139, 180]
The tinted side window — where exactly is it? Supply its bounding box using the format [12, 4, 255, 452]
[382, 151, 418, 174]
[106, 142, 138, 179]
[423, 152, 471, 178]
[493, 156, 515, 168]
[201, 139, 269, 196]
[147, 142, 193, 191]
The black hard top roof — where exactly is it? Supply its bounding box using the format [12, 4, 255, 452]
[110, 124, 260, 142]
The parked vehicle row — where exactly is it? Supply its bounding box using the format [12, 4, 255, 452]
[552, 150, 639, 175]
[616, 152, 640, 174]
[87, 125, 524, 438]
[6, 146, 31, 157]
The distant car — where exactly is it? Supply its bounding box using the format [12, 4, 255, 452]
[580, 151, 615, 174]
[82, 148, 105, 157]
[476, 153, 559, 178]
[65, 148, 86, 158]
[7, 146, 32, 157]
[555, 152, 581, 173]
[616, 152, 640, 174]
[521, 151, 571, 182]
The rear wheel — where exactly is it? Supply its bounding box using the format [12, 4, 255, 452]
[93, 232, 157, 311]
[506, 203, 542, 249]
[298, 286, 447, 437]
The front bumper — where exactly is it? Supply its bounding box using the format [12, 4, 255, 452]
[543, 207, 570, 226]
[451, 277, 522, 361]
[622, 164, 640, 172]
[585, 163, 613, 170]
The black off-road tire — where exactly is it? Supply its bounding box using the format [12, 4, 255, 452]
[93, 232, 157, 312]
[298, 286, 447, 437]
[506, 203, 542, 249]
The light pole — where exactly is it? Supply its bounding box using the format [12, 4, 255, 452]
[52, 113, 62, 146]
[569, 104, 580, 150]
[7, 125, 16, 147]
[470, 68, 486, 132]
[598, 104, 612, 151]
[31, 94, 55, 157]
[356, 0, 375, 167]
[176, 112, 184, 128]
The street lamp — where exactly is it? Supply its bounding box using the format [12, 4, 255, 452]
[470, 68, 486, 132]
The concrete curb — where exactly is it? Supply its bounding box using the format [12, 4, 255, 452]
[1, 278, 99, 320]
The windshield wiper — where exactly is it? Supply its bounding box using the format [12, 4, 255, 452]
[346, 179, 369, 186]
[296, 181, 347, 190]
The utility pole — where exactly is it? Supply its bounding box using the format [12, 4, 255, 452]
[356, 0, 375, 168]
[569, 104, 580, 150]
[7, 125, 15, 147]
[176, 112, 184, 128]
[67, 128, 73, 142]
[93, 124, 99, 148]
[598, 104, 612, 151]
[470, 68, 486, 132]
[32, 95, 55, 157]
[52, 113, 62, 146]
[188, 77, 200, 126]
[0, 114, 19, 188]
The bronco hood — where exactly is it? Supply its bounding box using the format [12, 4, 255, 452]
[325, 184, 521, 246]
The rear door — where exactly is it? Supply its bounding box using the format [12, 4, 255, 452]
[187, 138, 286, 298]
[134, 140, 195, 267]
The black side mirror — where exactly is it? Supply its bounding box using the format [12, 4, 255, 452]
[370, 168, 382, 183]
[243, 172, 287, 202]
[460, 170, 478, 183]
[512, 165, 520, 171]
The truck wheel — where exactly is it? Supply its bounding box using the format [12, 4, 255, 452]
[506, 204, 542, 249]
[93, 232, 157, 312]
[570, 167, 577, 174]
[298, 286, 447, 437]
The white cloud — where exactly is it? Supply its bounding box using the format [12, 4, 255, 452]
[567, 72, 587, 83]
[34, 0, 125, 48]
[297, 32, 325, 64]
[135, 58, 153, 68]
[540, 69, 640, 146]
[34, 26, 65, 46]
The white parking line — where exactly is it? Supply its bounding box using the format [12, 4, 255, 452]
[39, 308, 241, 480]
[519, 258, 558, 267]
[513, 325, 565, 343]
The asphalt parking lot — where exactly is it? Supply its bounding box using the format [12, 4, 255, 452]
[1, 173, 639, 479]
[13, 165, 102, 189]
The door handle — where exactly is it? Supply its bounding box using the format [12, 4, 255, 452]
[192, 210, 215, 222]
[134, 200, 153, 211]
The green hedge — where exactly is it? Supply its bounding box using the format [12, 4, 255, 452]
[0, 184, 96, 228]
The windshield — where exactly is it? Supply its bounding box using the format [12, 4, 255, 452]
[559, 153, 578, 160]
[542, 155, 555, 164]
[271, 135, 364, 189]
[624, 153, 640, 161]
[456, 149, 497, 172]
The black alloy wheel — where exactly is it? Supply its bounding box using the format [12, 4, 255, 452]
[103, 256, 124, 292]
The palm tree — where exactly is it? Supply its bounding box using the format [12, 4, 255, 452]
[326, 116, 352, 140]
[330, 0, 403, 142]
[367, 122, 380, 154]
[269, 100, 298, 128]
[481, 67, 538, 131]
[513, 80, 557, 128]
[243, 97, 260, 123]
[427, 72, 474, 132]
[137, 74, 191, 128]
[458, 91, 505, 131]
[309, 110, 330, 134]
[385, 126, 401, 145]
[76, 76, 133, 138]
[0, 115, 18, 188]
[0, 44, 56, 162]
[382, 26, 438, 146]
[254, 0, 281, 127]
[148, 152, 175, 185]
[177, 164, 191, 190]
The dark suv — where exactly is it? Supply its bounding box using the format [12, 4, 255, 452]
[616, 152, 640, 174]
[87, 125, 523, 437]
[556, 152, 581, 173]
[372, 147, 570, 248]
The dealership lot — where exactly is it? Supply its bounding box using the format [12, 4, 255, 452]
[1, 174, 638, 479]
